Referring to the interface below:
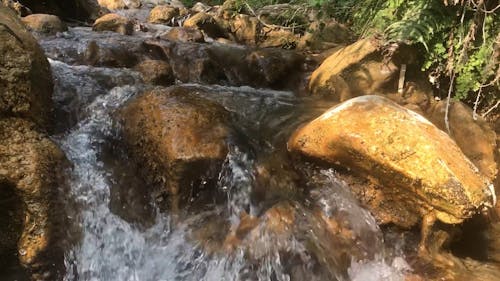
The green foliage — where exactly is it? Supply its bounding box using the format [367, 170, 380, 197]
[330, 0, 500, 106]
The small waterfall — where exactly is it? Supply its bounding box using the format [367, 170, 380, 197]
[47, 42, 411, 279]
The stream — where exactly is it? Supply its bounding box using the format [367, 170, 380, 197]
[38, 26, 412, 281]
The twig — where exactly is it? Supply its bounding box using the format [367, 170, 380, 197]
[445, 71, 456, 134]
[481, 100, 500, 118]
[398, 64, 407, 94]
[472, 87, 482, 120]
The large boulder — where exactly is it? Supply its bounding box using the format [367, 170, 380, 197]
[0, 6, 53, 130]
[92, 13, 133, 35]
[18, 0, 102, 21]
[22, 14, 67, 34]
[288, 95, 495, 226]
[118, 86, 230, 209]
[0, 118, 68, 280]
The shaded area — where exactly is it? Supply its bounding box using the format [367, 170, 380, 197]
[0, 180, 29, 281]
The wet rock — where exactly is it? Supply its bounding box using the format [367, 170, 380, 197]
[256, 4, 307, 27]
[97, 0, 126, 10]
[19, 0, 103, 22]
[258, 27, 298, 49]
[0, 6, 54, 129]
[2, 0, 32, 16]
[309, 38, 393, 100]
[148, 5, 179, 24]
[144, 39, 304, 89]
[39, 28, 146, 67]
[229, 14, 260, 45]
[427, 101, 498, 182]
[288, 95, 495, 227]
[118, 86, 230, 209]
[92, 13, 133, 35]
[297, 20, 353, 51]
[159, 26, 204, 42]
[191, 2, 211, 13]
[0, 118, 68, 280]
[22, 14, 67, 34]
[134, 59, 174, 86]
[183, 12, 227, 39]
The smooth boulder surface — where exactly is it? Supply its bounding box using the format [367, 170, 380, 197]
[288, 95, 495, 225]
[0, 6, 54, 129]
[22, 14, 67, 34]
[118, 86, 230, 208]
[92, 13, 133, 35]
[0, 118, 67, 280]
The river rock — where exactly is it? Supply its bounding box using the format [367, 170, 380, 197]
[144, 39, 304, 89]
[2, 0, 32, 16]
[297, 20, 353, 51]
[258, 27, 298, 49]
[118, 86, 230, 209]
[427, 101, 498, 182]
[18, 0, 102, 21]
[308, 38, 398, 101]
[0, 6, 54, 130]
[183, 12, 227, 39]
[0, 118, 68, 280]
[97, 0, 126, 10]
[159, 26, 204, 42]
[148, 5, 179, 24]
[22, 14, 67, 34]
[92, 13, 133, 35]
[288, 95, 495, 226]
[191, 2, 211, 13]
[228, 14, 260, 45]
[134, 59, 174, 86]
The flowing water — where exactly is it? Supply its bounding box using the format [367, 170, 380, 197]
[37, 26, 413, 281]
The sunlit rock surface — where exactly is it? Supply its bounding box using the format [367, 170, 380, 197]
[0, 6, 54, 129]
[0, 118, 68, 280]
[118, 86, 230, 208]
[288, 95, 495, 226]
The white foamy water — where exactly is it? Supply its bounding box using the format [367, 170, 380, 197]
[49, 58, 410, 281]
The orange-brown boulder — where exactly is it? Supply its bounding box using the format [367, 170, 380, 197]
[118, 86, 230, 208]
[22, 14, 67, 34]
[0, 6, 54, 129]
[308, 38, 398, 101]
[0, 118, 68, 280]
[92, 13, 133, 35]
[288, 95, 495, 226]
[148, 5, 179, 24]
